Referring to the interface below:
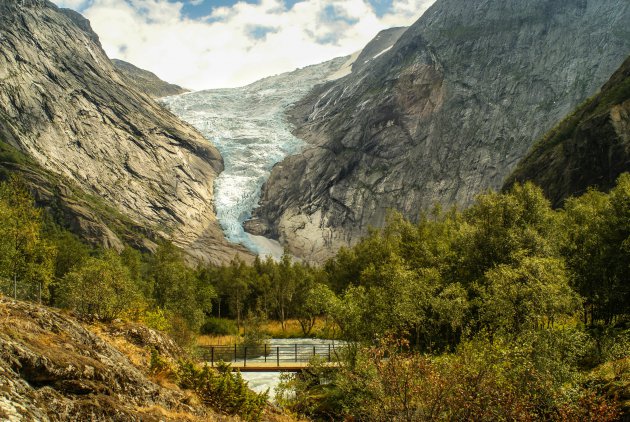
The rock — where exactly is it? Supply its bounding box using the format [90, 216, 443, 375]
[0, 0, 250, 264]
[0, 297, 210, 421]
[111, 59, 189, 99]
[251, 0, 630, 262]
[505, 56, 630, 205]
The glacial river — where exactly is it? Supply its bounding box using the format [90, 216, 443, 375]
[238, 338, 346, 398]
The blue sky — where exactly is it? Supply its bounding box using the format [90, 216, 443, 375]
[53, 0, 435, 89]
[175, 0, 394, 19]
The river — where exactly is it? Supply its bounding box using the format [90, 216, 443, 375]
[236, 338, 345, 398]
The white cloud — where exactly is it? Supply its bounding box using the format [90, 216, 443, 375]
[52, 0, 436, 90]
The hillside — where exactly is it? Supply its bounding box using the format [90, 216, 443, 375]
[0, 297, 209, 420]
[0, 297, 294, 421]
[504, 56, 630, 205]
[249, 0, 630, 262]
[112, 59, 189, 98]
[0, 0, 249, 263]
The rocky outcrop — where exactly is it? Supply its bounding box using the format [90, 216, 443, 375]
[112, 59, 189, 99]
[351, 27, 407, 73]
[250, 0, 630, 262]
[0, 297, 209, 421]
[504, 56, 630, 205]
[0, 0, 249, 263]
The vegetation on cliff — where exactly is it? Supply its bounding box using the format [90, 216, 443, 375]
[505, 56, 630, 206]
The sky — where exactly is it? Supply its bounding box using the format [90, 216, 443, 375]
[52, 0, 436, 90]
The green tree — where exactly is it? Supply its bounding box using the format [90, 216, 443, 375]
[0, 176, 55, 302]
[480, 256, 580, 335]
[563, 174, 630, 324]
[149, 241, 216, 333]
[294, 282, 337, 336]
[58, 250, 140, 321]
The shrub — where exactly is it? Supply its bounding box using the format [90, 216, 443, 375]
[177, 359, 267, 421]
[200, 317, 239, 336]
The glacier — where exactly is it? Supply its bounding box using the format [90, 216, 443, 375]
[161, 56, 349, 258]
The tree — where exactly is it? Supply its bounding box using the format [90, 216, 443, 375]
[563, 174, 630, 324]
[294, 282, 337, 336]
[480, 256, 580, 335]
[58, 250, 140, 321]
[0, 176, 55, 302]
[148, 241, 216, 333]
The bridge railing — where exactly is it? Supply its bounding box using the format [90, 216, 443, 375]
[197, 343, 347, 367]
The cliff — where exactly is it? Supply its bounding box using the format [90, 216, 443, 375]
[0, 0, 249, 263]
[0, 297, 209, 421]
[112, 59, 189, 98]
[504, 56, 630, 205]
[249, 0, 630, 262]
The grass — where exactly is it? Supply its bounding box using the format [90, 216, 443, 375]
[195, 318, 341, 347]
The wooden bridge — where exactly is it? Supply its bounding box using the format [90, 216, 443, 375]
[197, 343, 345, 372]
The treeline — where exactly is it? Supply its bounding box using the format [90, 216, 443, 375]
[0, 176, 216, 344]
[204, 174, 629, 350]
[275, 175, 630, 421]
[0, 175, 332, 344]
[2, 173, 628, 347]
[318, 175, 629, 350]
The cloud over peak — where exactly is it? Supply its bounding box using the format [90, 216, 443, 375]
[53, 0, 436, 90]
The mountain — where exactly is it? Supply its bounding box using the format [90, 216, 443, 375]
[162, 55, 351, 258]
[504, 56, 630, 205]
[248, 0, 630, 262]
[0, 0, 249, 263]
[112, 59, 189, 98]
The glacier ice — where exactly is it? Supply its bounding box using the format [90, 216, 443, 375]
[161, 56, 349, 258]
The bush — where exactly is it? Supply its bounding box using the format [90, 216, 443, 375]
[201, 317, 239, 336]
[177, 360, 267, 421]
[279, 335, 621, 421]
[57, 250, 141, 321]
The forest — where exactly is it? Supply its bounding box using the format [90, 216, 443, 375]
[0, 174, 628, 420]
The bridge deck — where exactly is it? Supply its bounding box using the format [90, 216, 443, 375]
[227, 362, 311, 372]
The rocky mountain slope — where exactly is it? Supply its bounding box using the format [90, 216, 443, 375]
[0, 1, 249, 263]
[248, 0, 630, 262]
[0, 297, 204, 421]
[505, 56, 630, 205]
[112, 59, 189, 98]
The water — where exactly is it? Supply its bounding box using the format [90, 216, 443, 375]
[161, 57, 348, 258]
[239, 338, 346, 398]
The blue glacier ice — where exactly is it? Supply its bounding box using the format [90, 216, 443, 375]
[161, 56, 350, 258]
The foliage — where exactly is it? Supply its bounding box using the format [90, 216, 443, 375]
[279, 334, 620, 421]
[57, 250, 142, 321]
[0, 176, 55, 302]
[148, 241, 216, 335]
[177, 360, 267, 421]
[200, 317, 239, 336]
[562, 174, 630, 324]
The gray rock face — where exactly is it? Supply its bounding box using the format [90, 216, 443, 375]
[351, 27, 408, 73]
[505, 56, 630, 206]
[0, 0, 249, 263]
[252, 0, 630, 262]
[0, 297, 209, 421]
[112, 59, 189, 98]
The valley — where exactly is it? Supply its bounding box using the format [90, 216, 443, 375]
[161, 56, 349, 258]
[0, 0, 628, 420]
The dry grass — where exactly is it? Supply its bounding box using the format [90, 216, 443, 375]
[196, 334, 241, 347]
[88, 323, 150, 369]
[261, 318, 339, 339]
[195, 318, 340, 347]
